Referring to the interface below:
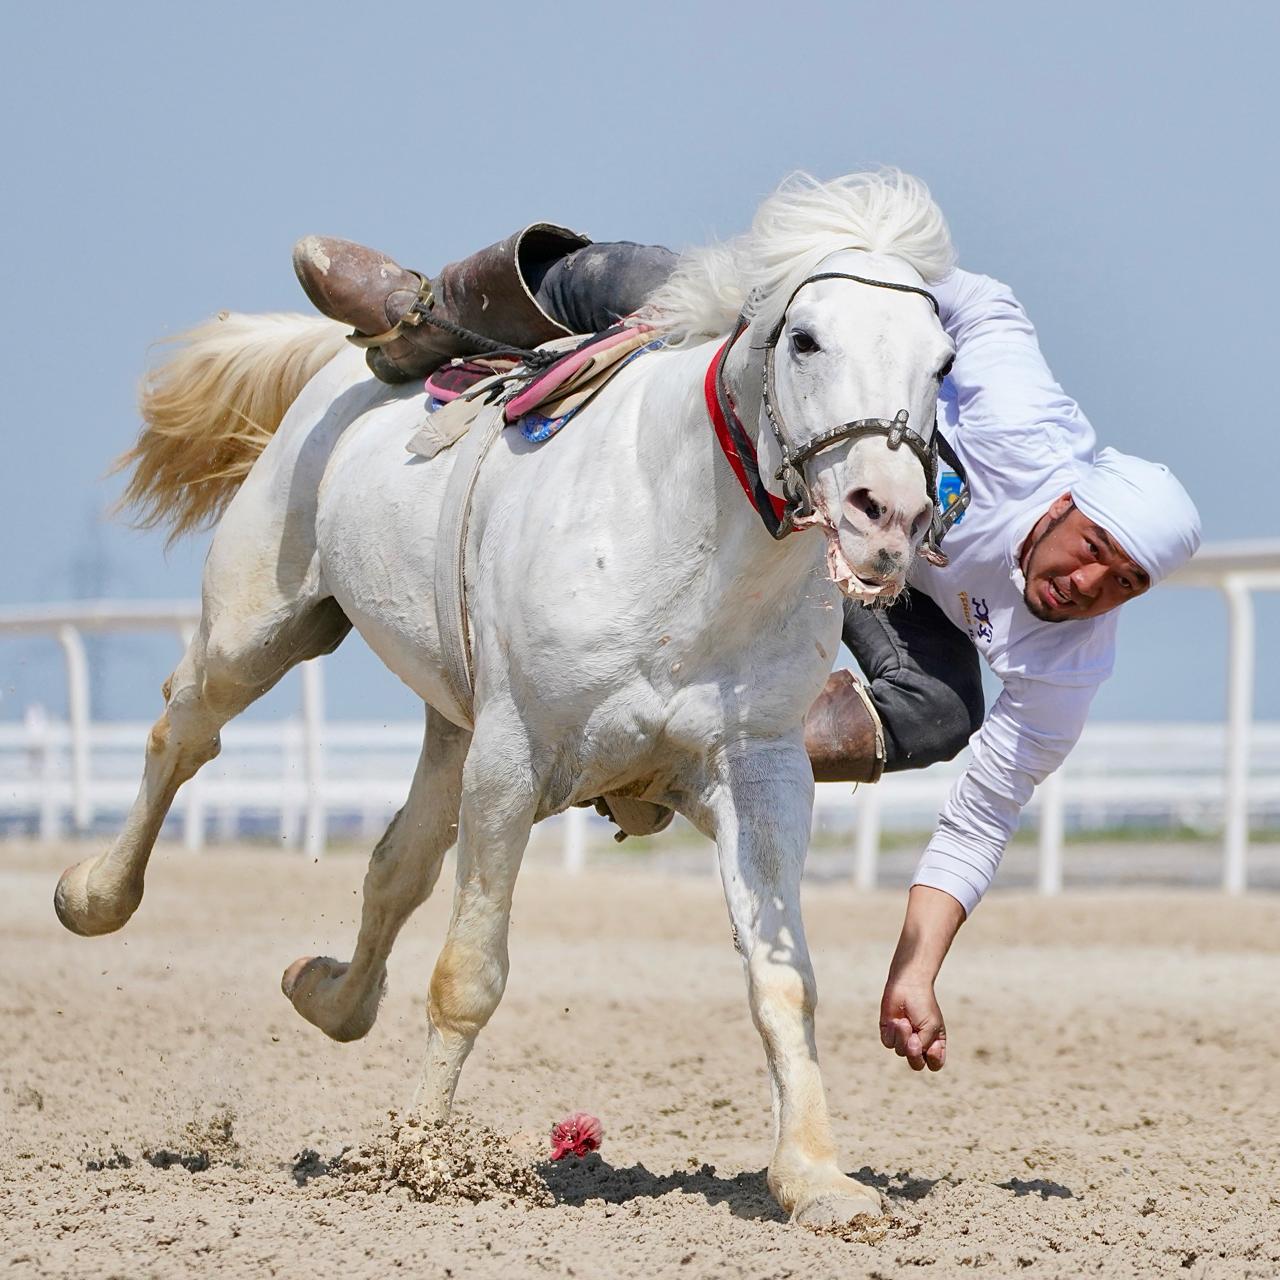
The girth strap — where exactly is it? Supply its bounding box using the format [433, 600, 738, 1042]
[433, 402, 507, 727]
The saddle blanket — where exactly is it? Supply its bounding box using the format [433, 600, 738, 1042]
[406, 323, 661, 460]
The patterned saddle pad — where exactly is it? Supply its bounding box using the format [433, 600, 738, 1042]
[407, 324, 661, 459]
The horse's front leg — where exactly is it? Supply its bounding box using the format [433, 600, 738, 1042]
[701, 737, 884, 1228]
[412, 709, 538, 1122]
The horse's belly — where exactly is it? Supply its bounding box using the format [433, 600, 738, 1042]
[315, 412, 465, 719]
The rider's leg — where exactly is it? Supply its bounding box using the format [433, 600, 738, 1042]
[804, 587, 984, 782]
[292, 229, 675, 384]
[533, 242, 678, 334]
[293, 223, 588, 382]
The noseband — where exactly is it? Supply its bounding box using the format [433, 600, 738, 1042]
[711, 271, 970, 559]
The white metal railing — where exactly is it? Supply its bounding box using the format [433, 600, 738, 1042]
[1165, 540, 1280, 892]
[2, 537, 1278, 892]
[0, 601, 328, 860]
[1, 715, 420, 847]
[811, 724, 1280, 892]
[4, 708, 1279, 884]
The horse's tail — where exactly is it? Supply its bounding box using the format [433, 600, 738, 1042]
[114, 311, 350, 543]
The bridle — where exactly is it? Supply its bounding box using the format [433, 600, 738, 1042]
[709, 271, 970, 560]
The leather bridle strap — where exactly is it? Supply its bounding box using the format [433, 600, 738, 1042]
[769, 271, 941, 321]
[931, 429, 971, 544]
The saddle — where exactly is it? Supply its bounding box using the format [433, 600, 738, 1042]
[406, 322, 660, 460]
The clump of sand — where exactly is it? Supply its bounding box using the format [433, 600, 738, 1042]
[177, 1104, 240, 1164]
[85, 1103, 241, 1175]
[806, 1214, 919, 1245]
[333, 1111, 553, 1207]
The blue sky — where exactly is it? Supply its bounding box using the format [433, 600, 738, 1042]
[1, 1, 1276, 723]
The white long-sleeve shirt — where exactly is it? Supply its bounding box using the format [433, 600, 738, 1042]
[907, 270, 1118, 914]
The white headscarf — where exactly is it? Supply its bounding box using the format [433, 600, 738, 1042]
[1071, 448, 1201, 585]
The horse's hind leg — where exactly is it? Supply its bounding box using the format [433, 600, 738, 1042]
[53, 598, 350, 936]
[282, 706, 470, 1042]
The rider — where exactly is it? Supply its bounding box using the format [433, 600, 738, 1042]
[293, 227, 1201, 1073]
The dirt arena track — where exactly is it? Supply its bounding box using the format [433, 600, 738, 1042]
[2, 839, 1278, 1279]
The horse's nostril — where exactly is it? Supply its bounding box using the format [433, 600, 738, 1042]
[848, 488, 884, 522]
[872, 549, 899, 578]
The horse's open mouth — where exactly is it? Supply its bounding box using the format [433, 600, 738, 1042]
[795, 510, 902, 604]
[826, 535, 900, 604]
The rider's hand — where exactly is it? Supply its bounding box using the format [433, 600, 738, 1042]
[879, 974, 947, 1072]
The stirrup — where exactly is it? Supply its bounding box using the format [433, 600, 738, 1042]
[345, 276, 434, 350]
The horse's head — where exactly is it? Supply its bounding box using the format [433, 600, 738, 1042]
[753, 249, 954, 604]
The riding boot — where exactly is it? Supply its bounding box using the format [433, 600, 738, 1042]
[803, 669, 886, 784]
[292, 224, 592, 383]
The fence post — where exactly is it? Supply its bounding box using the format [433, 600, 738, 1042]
[854, 784, 882, 891]
[1037, 768, 1065, 895]
[563, 805, 588, 874]
[57, 625, 91, 833]
[1222, 576, 1255, 894]
[302, 659, 326, 860]
[25, 704, 60, 840]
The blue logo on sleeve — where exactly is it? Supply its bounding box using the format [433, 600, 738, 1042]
[972, 595, 992, 642]
[938, 471, 966, 524]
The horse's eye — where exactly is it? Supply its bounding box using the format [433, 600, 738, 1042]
[937, 355, 955, 381]
[791, 329, 820, 355]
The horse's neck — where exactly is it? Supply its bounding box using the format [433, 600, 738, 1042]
[638, 337, 826, 624]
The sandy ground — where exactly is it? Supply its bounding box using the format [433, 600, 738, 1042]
[2, 838, 1278, 1279]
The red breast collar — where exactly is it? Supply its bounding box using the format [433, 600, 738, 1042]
[703, 336, 788, 537]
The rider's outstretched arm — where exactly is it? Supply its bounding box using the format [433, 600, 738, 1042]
[879, 885, 965, 1072]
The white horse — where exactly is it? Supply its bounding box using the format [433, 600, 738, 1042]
[56, 171, 955, 1227]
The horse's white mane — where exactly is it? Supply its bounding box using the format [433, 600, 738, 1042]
[641, 168, 956, 344]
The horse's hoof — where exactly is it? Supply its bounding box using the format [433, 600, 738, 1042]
[792, 1185, 886, 1230]
[281, 954, 324, 1000]
[53, 859, 139, 937]
[281, 955, 380, 1043]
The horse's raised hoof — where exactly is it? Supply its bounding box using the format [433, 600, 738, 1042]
[792, 1183, 886, 1231]
[53, 859, 141, 937]
[281, 955, 382, 1043]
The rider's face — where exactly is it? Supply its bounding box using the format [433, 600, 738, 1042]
[1020, 494, 1151, 623]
